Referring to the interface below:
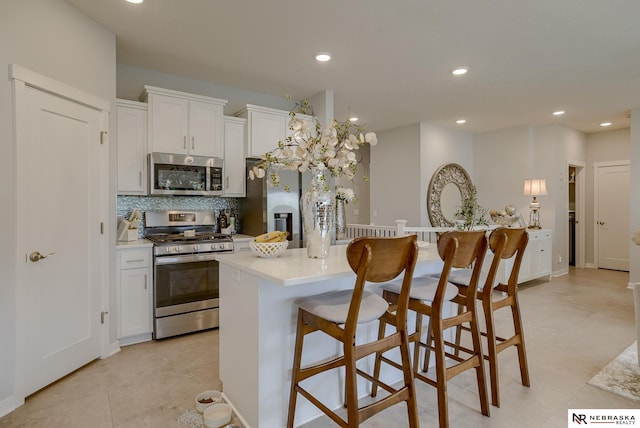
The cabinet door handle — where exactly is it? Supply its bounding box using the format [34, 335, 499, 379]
[183, 136, 187, 149]
[226, 176, 229, 189]
[126, 259, 145, 263]
[139, 171, 142, 186]
[144, 274, 147, 290]
[191, 136, 195, 150]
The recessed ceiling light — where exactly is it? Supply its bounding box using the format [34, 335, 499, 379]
[451, 67, 468, 76]
[349, 117, 358, 122]
[600, 122, 613, 127]
[315, 52, 331, 62]
[456, 119, 467, 124]
[125, 0, 143, 3]
[553, 110, 565, 116]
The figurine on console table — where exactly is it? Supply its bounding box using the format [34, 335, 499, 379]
[489, 205, 521, 227]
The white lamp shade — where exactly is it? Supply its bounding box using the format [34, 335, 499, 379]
[523, 178, 547, 196]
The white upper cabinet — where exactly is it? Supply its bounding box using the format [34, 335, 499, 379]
[223, 116, 247, 197]
[190, 100, 225, 157]
[143, 86, 227, 158]
[116, 99, 148, 195]
[237, 104, 313, 158]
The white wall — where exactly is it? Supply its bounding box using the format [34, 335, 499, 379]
[371, 124, 421, 226]
[420, 124, 474, 226]
[585, 128, 631, 266]
[474, 125, 533, 220]
[535, 124, 586, 274]
[475, 124, 586, 276]
[370, 123, 474, 227]
[0, 0, 115, 415]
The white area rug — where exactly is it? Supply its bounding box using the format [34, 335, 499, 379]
[588, 342, 640, 402]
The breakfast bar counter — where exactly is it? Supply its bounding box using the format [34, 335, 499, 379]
[216, 243, 442, 427]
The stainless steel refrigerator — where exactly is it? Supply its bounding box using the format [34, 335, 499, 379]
[240, 159, 308, 248]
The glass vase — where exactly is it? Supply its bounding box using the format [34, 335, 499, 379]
[335, 199, 347, 241]
[301, 168, 334, 258]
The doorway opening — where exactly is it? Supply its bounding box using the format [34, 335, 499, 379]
[568, 161, 585, 268]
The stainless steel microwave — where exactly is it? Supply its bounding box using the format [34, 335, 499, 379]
[149, 153, 224, 196]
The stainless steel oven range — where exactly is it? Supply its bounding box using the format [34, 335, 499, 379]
[144, 211, 233, 339]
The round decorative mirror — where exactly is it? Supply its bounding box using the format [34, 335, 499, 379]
[427, 163, 474, 227]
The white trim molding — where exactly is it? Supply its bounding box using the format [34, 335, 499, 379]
[0, 396, 15, 419]
[9, 64, 110, 112]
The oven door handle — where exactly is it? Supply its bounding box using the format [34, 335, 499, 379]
[155, 253, 219, 265]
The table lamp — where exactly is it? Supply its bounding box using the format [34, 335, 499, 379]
[523, 178, 547, 229]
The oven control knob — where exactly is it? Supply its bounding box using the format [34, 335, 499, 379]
[210, 243, 218, 251]
[193, 244, 200, 252]
[174, 246, 181, 253]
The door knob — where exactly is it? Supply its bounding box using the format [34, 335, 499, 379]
[597, 221, 605, 225]
[29, 251, 55, 262]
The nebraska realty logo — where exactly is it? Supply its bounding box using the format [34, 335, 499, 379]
[569, 409, 639, 425]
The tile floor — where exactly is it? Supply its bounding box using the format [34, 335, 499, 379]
[1, 267, 638, 427]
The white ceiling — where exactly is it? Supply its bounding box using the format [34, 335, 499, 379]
[65, 0, 640, 134]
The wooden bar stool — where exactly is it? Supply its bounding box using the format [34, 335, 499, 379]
[372, 230, 490, 428]
[446, 227, 530, 407]
[287, 235, 420, 428]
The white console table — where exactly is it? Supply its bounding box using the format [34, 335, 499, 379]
[478, 228, 552, 286]
[516, 229, 552, 283]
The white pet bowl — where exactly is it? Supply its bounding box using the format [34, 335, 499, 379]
[249, 240, 288, 258]
[203, 403, 232, 427]
[195, 390, 222, 413]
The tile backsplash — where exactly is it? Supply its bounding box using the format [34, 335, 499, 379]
[117, 195, 240, 238]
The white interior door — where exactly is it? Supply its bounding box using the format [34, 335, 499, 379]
[596, 162, 630, 271]
[15, 82, 105, 399]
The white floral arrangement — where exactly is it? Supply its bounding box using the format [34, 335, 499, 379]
[335, 186, 357, 204]
[248, 102, 377, 191]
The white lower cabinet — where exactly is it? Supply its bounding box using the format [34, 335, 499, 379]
[482, 229, 552, 286]
[521, 229, 552, 282]
[116, 246, 153, 345]
[501, 229, 552, 284]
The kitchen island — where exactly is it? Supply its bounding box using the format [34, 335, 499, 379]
[217, 243, 442, 428]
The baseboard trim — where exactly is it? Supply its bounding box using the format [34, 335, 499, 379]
[552, 268, 569, 277]
[118, 333, 152, 347]
[0, 396, 16, 419]
[628, 282, 640, 290]
[585, 263, 597, 269]
[102, 341, 121, 359]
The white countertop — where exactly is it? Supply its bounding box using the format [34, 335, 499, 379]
[230, 234, 255, 243]
[115, 238, 153, 249]
[217, 242, 439, 286]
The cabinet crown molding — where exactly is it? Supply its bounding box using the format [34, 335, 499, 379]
[141, 85, 228, 106]
[234, 104, 291, 117]
[224, 115, 247, 124]
[116, 98, 148, 110]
